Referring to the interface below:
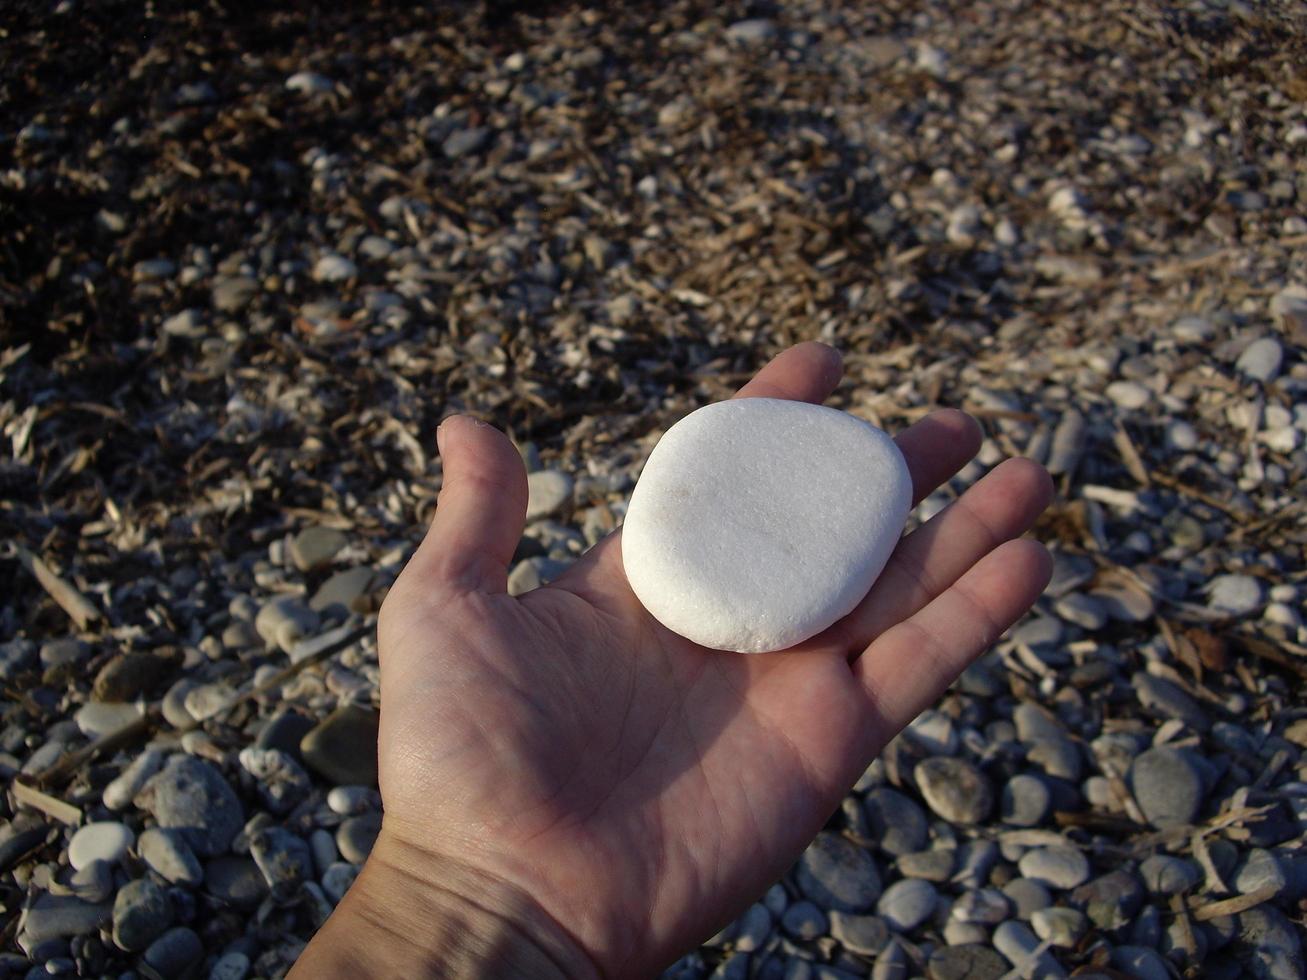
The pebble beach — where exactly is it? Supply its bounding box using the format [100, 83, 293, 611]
[2, 1, 1306, 977]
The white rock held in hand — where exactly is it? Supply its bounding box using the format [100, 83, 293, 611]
[621, 398, 912, 653]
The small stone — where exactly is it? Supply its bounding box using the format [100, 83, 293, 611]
[1172, 314, 1216, 343]
[1234, 849, 1288, 899]
[102, 749, 165, 811]
[950, 889, 1010, 925]
[443, 127, 489, 158]
[93, 650, 171, 701]
[290, 526, 348, 572]
[908, 710, 958, 756]
[1133, 672, 1211, 732]
[64, 859, 113, 904]
[1013, 703, 1065, 742]
[796, 832, 882, 912]
[863, 788, 929, 856]
[1001, 774, 1051, 827]
[1130, 746, 1206, 828]
[1236, 338, 1284, 383]
[203, 856, 267, 911]
[285, 71, 333, 93]
[138, 828, 203, 887]
[74, 701, 145, 738]
[1111, 946, 1171, 980]
[312, 254, 357, 283]
[1106, 380, 1151, 409]
[915, 757, 993, 824]
[828, 912, 889, 955]
[336, 813, 381, 864]
[1053, 593, 1107, 630]
[725, 18, 777, 43]
[250, 827, 314, 898]
[1018, 846, 1090, 890]
[40, 638, 89, 668]
[309, 567, 378, 615]
[1030, 907, 1087, 948]
[1207, 574, 1265, 616]
[111, 878, 172, 952]
[992, 920, 1067, 978]
[301, 704, 380, 786]
[212, 276, 257, 313]
[1236, 906, 1302, 980]
[142, 926, 202, 979]
[254, 596, 320, 653]
[161, 308, 205, 337]
[622, 400, 912, 653]
[1001, 878, 1052, 920]
[238, 747, 312, 814]
[134, 755, 244, 857]
[209, 951, 251, 980]
[1139, 854, 1202, 895]
[731, 903, 772, 952]
[876, 878, 936, 932]
[526, 469, 574, 521]
[17, 894, 109, 952]
[183, 682, 236, 721]
[896, 849, 955, 882]
[68, 822, 133, 871]
[926, 945, 1008, 980]
[326, 785, 382, 816]
[255, 710, 315, 759]
[1070, 869, 1145, 930]
[161, 678, 198, 728]
[780, 900, 828, 940]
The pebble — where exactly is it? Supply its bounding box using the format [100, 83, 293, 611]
[161, 678, 199, 728]
[731, 903, 772, 952]
[250, 827, 314, 897]
[255, 709, 315, 758]
[211, 276, 257, 313]
[442, 127, 489, 159]
[40, 639, 89, 668]
[326, 785, 381, 815]
[183, 681, 237, 721]
[828, 912, 889, 956]
[310, 828, 338, 874]
[209, 951, 252, 980]
[66, 859, 113, 903]
[1172, 314, 1216, 343]
[862, 788, 929, 856]
[1030, 906, 1087, 948]
[992, 920, 1067, 979]
[1234, 849, 1288, 899]
[290, 526, 348, 572]
[312, 254, 357, 283]
[896, 849, 954, 881]
[926, 945, 1008, 980]
[67, 822, 134, 871]
[134, 755, 244, 856]
[142, 926, 202, 979]
[1235, 337, 1284, 383]
[203, 857, 268, 911]
[1237, 906, 1302, 980]
[310, 566, 378, 615]
[254, 596, 320, 653]
[1052, 593, 1107, 630]
[876, 878, 936, 932]
[1001, 878, 1052, 919]
[74, 701, 144, 738]
[1110, 945, 1171, 980]
[1105, 380, 1151, 409]
[300, 703, 380, 786]
[1207, 573, 1265, 616]
[942, 919, 988, 946]
[1013, 703, 1065, 742]
[93, 650, 171, 702]
[1018, 846, 1090, 890]
[1133, 672, 1210, 732]
[137, 828, 203, 886]
[336, 812, 381, 864]
[622, 399, 912, 652]
[780, 901, 828, 941]
[111, 877, 172, 952]
[1001, 774, 1052, 827]
[1139, 854, 1202, 895]
[725, 18, 778, 44]
[950, 888, 1010, 925]
[1129, 746, 1206, 828]
[796, 832, 882, 912]
[526, 469, 575, 520]
[17, 894, 109, 952]
[238, 747, 312, 814]
[1071, 869, 1145, 930]
[915, 757, 994, 824]
[907, 710, 958, 756]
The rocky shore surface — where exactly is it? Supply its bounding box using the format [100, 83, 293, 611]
[2, 1, 1305, 977]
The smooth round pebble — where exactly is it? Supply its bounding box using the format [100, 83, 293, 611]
[927, 945, 1008, 980]
[915, 757, 994, 824]
[876, 878, 937, 932]
[68, 822, 134, 871]
[1019, 846, 1090, 890]
[796, 831, 882, 912]
[621, 399, 912, 652]
[1001, 775, 1051, 827]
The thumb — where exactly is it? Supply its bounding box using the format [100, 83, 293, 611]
[409, 415, 528, 594]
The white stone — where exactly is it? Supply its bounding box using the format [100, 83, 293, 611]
[75, 701, 144, 739]
[68, 821, 134, 871]
[313, 254, 357, 283]
[621, 399, 912, 653]
[1236, 337, 1284, 383]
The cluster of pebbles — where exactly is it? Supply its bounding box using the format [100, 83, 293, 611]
[2, 0, 1305, 977]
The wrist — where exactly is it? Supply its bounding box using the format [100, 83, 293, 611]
[291, 827, 602, 980]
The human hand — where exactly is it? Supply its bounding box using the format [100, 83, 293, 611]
[291, 342, 1054, 978]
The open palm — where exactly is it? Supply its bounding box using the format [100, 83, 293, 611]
[373, 344, 1052, 977]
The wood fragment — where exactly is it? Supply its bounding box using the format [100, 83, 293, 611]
[1112, 423, 1151, 487]
[1054, 810, 1149, 836]
[1190, 831, 1227, 895]
[10, 545, 100, 628]
[1190, 884, 1279, 921]
[11, 779, 82, 825]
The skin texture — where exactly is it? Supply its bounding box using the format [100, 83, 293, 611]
[290, 343, 1054, 979]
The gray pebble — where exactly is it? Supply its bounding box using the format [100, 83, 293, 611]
[1070, 869, 1145, 930]
[17, 894, 110, 953]
[1234, 849, 1288, 900]
[1130, 747, 1206, 828]
[336, 812, 381, 865]
[926, 945, 1008, 980]
[111, 878, 172, 952]
[142, 926, 202, 979]
[732, 902, 772, 952]
[1001, 877, 1052, 919]
[876, 878, 936, 933]
[1139, 854, 1202, 895]
[238, 747, 311, 815]
[309, 828, 338, 876]
[1053, 592, 1107, 630]
[321, 862, 359, 904]
[862, 788, 928, 856]
[896, 848, 955, 881]
[250, 827, 313, 899]
[1001, 774, 1052, 827]
[1014, 702, 1065, 742]
[289, 526, 347, 572]
[796, 832, 881, 912]
[1110, 945, 1171, 980]
[1235, 337, 1284, 382]
[992, 919, 1067, 978]
[203, 857, 267, 911]
[212, 276, 257, 314]
[134, 755, 243, 857]
[1018, 846, 1090, 890]
[138, 828, 203, 887]
[950, 888, 1010, 925]
[1207, 574, 1265, 616]
[526, 470, 574, 520]
[915, 757, 993, 824]
[780, 901, 828, 941]
[828, 912, 889, 955]
[1236, 906, 1302, 980]
[208, 951, 251, 980]
[1030, 907, 1086, 948]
